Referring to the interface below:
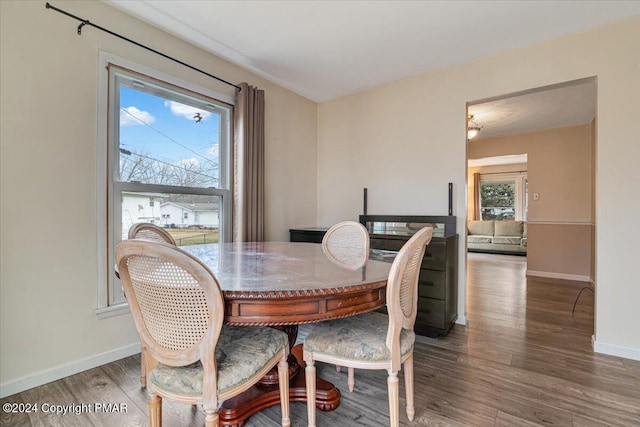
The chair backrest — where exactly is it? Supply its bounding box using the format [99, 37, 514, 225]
[385, 226, 433, 370]
[115, 240, 223, 372]
[128, 223, 176, 246]
[321, 221, 370, 269]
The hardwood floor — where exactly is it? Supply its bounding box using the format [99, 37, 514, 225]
[2, 252, 639, 426]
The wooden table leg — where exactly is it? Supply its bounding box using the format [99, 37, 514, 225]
[218, 339, 341, 426]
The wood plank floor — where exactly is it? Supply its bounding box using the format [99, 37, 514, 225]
[2, 253, 639, 426]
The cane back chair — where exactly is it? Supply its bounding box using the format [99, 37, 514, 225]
[116, 240, 290, 427]
[304, 226, 433, 427]
[128, 222, 177, 245]
[321, 221, 370, 270]
[127, 222, 176, 387]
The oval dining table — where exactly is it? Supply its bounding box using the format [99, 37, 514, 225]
[179, 241, 393, 427]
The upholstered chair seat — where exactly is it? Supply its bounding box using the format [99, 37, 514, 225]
[151, 325, 289, 396]
[303, 312, 415, 363]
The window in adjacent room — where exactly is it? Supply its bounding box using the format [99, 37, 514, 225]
[97, 55, 233, 315]
[479, 172, 527, 221]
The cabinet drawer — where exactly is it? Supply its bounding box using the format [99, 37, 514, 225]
[422, 239, 446, 270]
[416, 298, 445, 330]
[418, 269, 446, 300]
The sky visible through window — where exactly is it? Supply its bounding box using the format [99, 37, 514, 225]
[119, 86, 221, 188]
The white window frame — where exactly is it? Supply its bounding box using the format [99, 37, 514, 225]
[96, 52, 234, 318]
[479, 172, 528, 221]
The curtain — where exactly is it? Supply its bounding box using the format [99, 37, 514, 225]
[234, 83, 265, 242]
[473, 173, 481, 220]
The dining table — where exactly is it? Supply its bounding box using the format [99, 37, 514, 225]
[179, 241, 393, 427]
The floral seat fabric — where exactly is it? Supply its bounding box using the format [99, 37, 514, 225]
[304, 311, 415, 362]
[150, 325, 289, 397]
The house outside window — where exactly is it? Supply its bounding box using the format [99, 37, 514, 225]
[479, 172, 527, 221]
[97, 53, 233, 315]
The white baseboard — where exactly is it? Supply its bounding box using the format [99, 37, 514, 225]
[593, 339, 640, 361]
[526, 270, 590, 283]
[0, 342, 141, 399]
[455, 314, 467, 326]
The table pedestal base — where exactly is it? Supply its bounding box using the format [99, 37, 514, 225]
[218, 344, 340, 427]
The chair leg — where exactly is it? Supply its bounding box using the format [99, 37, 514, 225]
[348, 367, 355, 392]
[204, 410, 218, 427]
[278, 357, 291, 427]
[305, 357, 317, 427]
[404, 354, 415, 421]
[140, 348, 146, 388]
[148, 392, 162, 427]
[387, 371, 399, 427]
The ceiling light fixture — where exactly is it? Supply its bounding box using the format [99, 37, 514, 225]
[467, 114, 483, 140]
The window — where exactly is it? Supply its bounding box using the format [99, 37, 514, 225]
[97, 54, 233, 315]
[479, 173, 527, 221]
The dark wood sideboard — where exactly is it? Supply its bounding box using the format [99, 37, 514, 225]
[289, 215, 458, 337]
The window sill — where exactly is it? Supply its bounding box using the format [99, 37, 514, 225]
[95, 302, 130, 320]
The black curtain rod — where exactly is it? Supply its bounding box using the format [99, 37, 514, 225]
[45, 2, 242, 92]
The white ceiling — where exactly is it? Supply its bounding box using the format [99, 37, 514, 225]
[105, 1, 639, 103]
[468, 78, 596, 139]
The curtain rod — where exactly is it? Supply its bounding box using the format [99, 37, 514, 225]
[478, 170, 527, 175]
[45, 2, 242, 92]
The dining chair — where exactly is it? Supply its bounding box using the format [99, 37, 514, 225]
[127, 222, 176, 388]
[128, 222, 177, 245]
[321, 221, 370, 269]
[304, 226, 433, 427]
[322, 220, 370, 377]
[116, 240, 291, 427]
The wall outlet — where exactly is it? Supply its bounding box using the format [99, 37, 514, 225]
[533, 192, 540, 201]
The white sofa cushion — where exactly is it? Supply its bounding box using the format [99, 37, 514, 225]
[495, 221, 523, 237]
[468, 220, 494, 236]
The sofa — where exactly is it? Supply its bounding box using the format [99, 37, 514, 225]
[467, 220, 527, 255]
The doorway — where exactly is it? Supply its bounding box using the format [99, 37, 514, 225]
[465, 77, 597, 336]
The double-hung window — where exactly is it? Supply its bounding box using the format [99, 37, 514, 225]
[98, 55, 232, 315]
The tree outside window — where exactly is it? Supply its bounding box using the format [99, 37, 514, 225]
[477, 171, 527, 222]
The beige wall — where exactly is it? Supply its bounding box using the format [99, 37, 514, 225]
[469, 125, 593, 222]
[468, 125, 593, 278]
[0, 0, 317, 391]
[527, 223, 592, 278]
[317, 18, 640, 357]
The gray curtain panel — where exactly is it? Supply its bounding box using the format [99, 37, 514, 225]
[234, 83, 265, 242]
